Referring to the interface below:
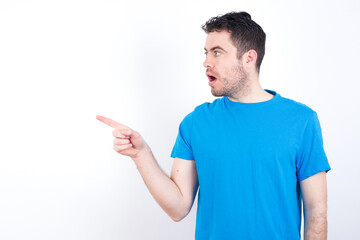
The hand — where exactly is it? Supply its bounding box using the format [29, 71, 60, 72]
[96, 115, 150, 159]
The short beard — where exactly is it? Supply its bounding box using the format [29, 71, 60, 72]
[211, 61, 248, 98]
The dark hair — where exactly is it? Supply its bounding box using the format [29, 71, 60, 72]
[201, 11, 266, 72]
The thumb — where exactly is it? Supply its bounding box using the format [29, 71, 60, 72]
[121, 128, 135, 137]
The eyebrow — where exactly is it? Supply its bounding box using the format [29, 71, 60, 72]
[204, 46, 227, 53]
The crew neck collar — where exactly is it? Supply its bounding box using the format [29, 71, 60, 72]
[224, 89, 280, 108]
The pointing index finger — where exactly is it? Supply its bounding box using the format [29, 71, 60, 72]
[96, 115, 130, 130]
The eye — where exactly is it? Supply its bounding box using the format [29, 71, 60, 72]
[204, 52, 208, 56]
[215, 51, 221, 56]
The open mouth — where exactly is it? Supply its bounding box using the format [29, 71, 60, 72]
[207, 73, 218, 86]
[209, 76, 216, 82]
[207, 72, 217, 82]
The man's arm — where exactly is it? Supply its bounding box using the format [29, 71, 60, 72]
[96, 115, 199, 222]
[133, 151, 199, 222]
[300, 171, 328, 240]
[169, 157, 199, 221]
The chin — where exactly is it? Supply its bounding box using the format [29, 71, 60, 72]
[211, 89, 225, 97]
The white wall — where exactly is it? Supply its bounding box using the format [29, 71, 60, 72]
[0, 0, 359, 239]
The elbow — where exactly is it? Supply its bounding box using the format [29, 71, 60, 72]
[170, 209, 190, 222]
[171, 216, 182, 222]
[169, 197, 194, 222]
[171, 212, 187, 222]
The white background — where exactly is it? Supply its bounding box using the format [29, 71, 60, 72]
[0, 0, 359, 239]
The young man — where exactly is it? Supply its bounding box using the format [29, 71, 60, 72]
[97, 11, 331, 240]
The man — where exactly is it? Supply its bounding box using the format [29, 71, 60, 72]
[97, 11, 331, 240]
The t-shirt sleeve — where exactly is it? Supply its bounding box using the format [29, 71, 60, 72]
[170, 111, 195, 160]
[296, 111, 331, 181]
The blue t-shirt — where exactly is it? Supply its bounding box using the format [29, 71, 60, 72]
[170, 89, 331, 240]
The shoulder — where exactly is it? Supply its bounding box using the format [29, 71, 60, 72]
[194, 97, 223, 113]
[279, 95, 317, 120]
[180, 97, 223, 123]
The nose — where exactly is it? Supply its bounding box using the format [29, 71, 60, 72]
[203, 57, 214, 69]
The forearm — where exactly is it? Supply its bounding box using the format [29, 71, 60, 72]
[304, 208, 328, 240]
[132, 147, 186, 221]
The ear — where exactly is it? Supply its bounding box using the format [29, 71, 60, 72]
[242, 49, 258, 71]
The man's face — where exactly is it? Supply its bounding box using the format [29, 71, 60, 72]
[203, 30, 248, 97]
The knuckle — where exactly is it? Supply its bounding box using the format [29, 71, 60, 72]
[114, 138, 129, 145]
[112, 129, 119, 137]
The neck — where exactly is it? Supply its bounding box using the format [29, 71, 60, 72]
[227, 74, 274, 103]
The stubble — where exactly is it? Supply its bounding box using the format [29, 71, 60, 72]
[211, 61, 248, 98]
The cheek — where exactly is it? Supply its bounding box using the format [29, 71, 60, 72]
[221, 67, 233, 77]
[216, 63, 228, 73]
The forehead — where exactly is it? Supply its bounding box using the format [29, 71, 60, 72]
[204, 30, 237, 51]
